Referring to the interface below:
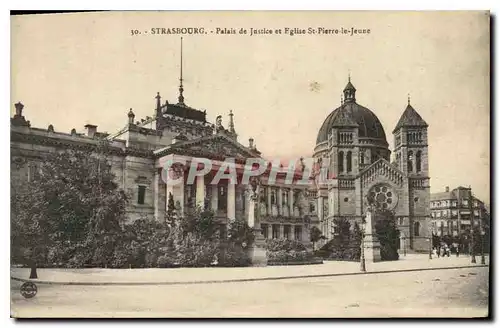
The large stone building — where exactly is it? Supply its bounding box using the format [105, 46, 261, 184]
[430, 186, 489, 237]
[10, 68, 432, 254]
[10, 77, 317, 247]
[312, 78, 431, 252]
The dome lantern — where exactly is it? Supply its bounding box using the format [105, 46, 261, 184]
[343, 75, 356, 103]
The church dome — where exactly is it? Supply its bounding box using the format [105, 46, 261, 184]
[316, 79, 387, 145]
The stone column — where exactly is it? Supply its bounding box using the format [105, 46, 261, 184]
[227, 181, 236, 221]
[153, 169, 166, 221]
[211, 184, 218, 212]
[289, 188, 294, 217]
[195, 175, 205, 209]
[279, 225, 284, 239]
[267, 186, 272, 215]
[268, 225, 272, 240]
[363, 208, 381, 263]
[318, 197, 324, 221]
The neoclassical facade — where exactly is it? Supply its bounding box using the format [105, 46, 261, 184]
[10, 85, 316, 247]
[312, 78, 431, 252]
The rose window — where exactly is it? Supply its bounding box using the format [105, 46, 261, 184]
[367, 184, 398, 210]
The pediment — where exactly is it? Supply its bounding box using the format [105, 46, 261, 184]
[166, 134, 257, 160]
[359, 158, 404, 188]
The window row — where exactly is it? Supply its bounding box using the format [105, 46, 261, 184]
[261, 224, 303, 241]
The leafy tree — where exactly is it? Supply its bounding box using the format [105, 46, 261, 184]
[374, 213, 400, 261]
[11, 147, 128, 272]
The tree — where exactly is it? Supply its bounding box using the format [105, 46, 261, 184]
[11, 147, 129, 272]
[373, 210, 400, 261]
[309, 226, 324, 251]
[165, 192, 176, 228]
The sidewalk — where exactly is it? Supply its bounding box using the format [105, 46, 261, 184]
[11, 254, 489, 286]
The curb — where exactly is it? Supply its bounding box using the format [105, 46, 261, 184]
[11, 264, 488, 287]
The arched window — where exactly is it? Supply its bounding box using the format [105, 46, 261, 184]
[346, 151, 352, 172]
[414, 221, 420, 237]
[407, 151, 414, 172]
[416, 151, 422, 172]
[338, 151, 344, 173]
[359, 150, 365, 165]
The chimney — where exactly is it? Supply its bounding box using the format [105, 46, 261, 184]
[84, 124, 97, 138]
[249, 138, 254, 149]
[445, 186, 449, 192]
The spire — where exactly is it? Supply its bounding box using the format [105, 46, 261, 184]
[393, 97, 428, 133]
[178, 37, 185, 105]
[341, 94, 344, 105]
[343, 74, 356, 103]
[228, 110, 235, 133]
[408, 93, 411, 106]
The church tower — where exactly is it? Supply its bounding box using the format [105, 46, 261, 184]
[392, 96, 430, 250]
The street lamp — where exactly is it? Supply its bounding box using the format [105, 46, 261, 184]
[360, 217, 366, 272]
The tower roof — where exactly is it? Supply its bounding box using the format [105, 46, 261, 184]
[343, 81, 356, 92]
[393, 103, 428, 133]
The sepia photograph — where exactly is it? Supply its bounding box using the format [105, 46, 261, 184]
[9, 10, 490, 318]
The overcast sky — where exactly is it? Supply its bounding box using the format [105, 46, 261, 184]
[11, 11, 490, 203]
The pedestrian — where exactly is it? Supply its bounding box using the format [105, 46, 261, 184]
[456, 246, 460, 257]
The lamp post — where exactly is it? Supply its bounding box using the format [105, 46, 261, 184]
[360, 217, 366, 272]
[469, 190, 476, 264]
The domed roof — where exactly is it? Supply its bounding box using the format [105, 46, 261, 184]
[316, 80, 387, 145]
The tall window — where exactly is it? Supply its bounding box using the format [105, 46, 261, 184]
[272, 224, 279, 239]
[414, 221, 420, 237]
[416, 151, 422, 172]
[271, 189, 276, 205]
[407, 151, 414, 172]
[137, 185, 146, 205]
[346, 151, 352, 172]
[338, 151, 344, 173]
[283, 190, 289, 206]
[284, 225, 291, 240]
[294, 226, 302, 241]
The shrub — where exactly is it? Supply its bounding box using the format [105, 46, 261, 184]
[266, 239, 314, 264]
[218, 242, 251, 267]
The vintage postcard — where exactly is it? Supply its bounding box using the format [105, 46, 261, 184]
[10, 11, 490, 318]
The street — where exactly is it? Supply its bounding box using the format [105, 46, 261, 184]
[11, 266, 489, 318]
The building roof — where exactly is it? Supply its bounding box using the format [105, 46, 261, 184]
[316, 101, 387, 144]
[393, 104, 428, 133]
